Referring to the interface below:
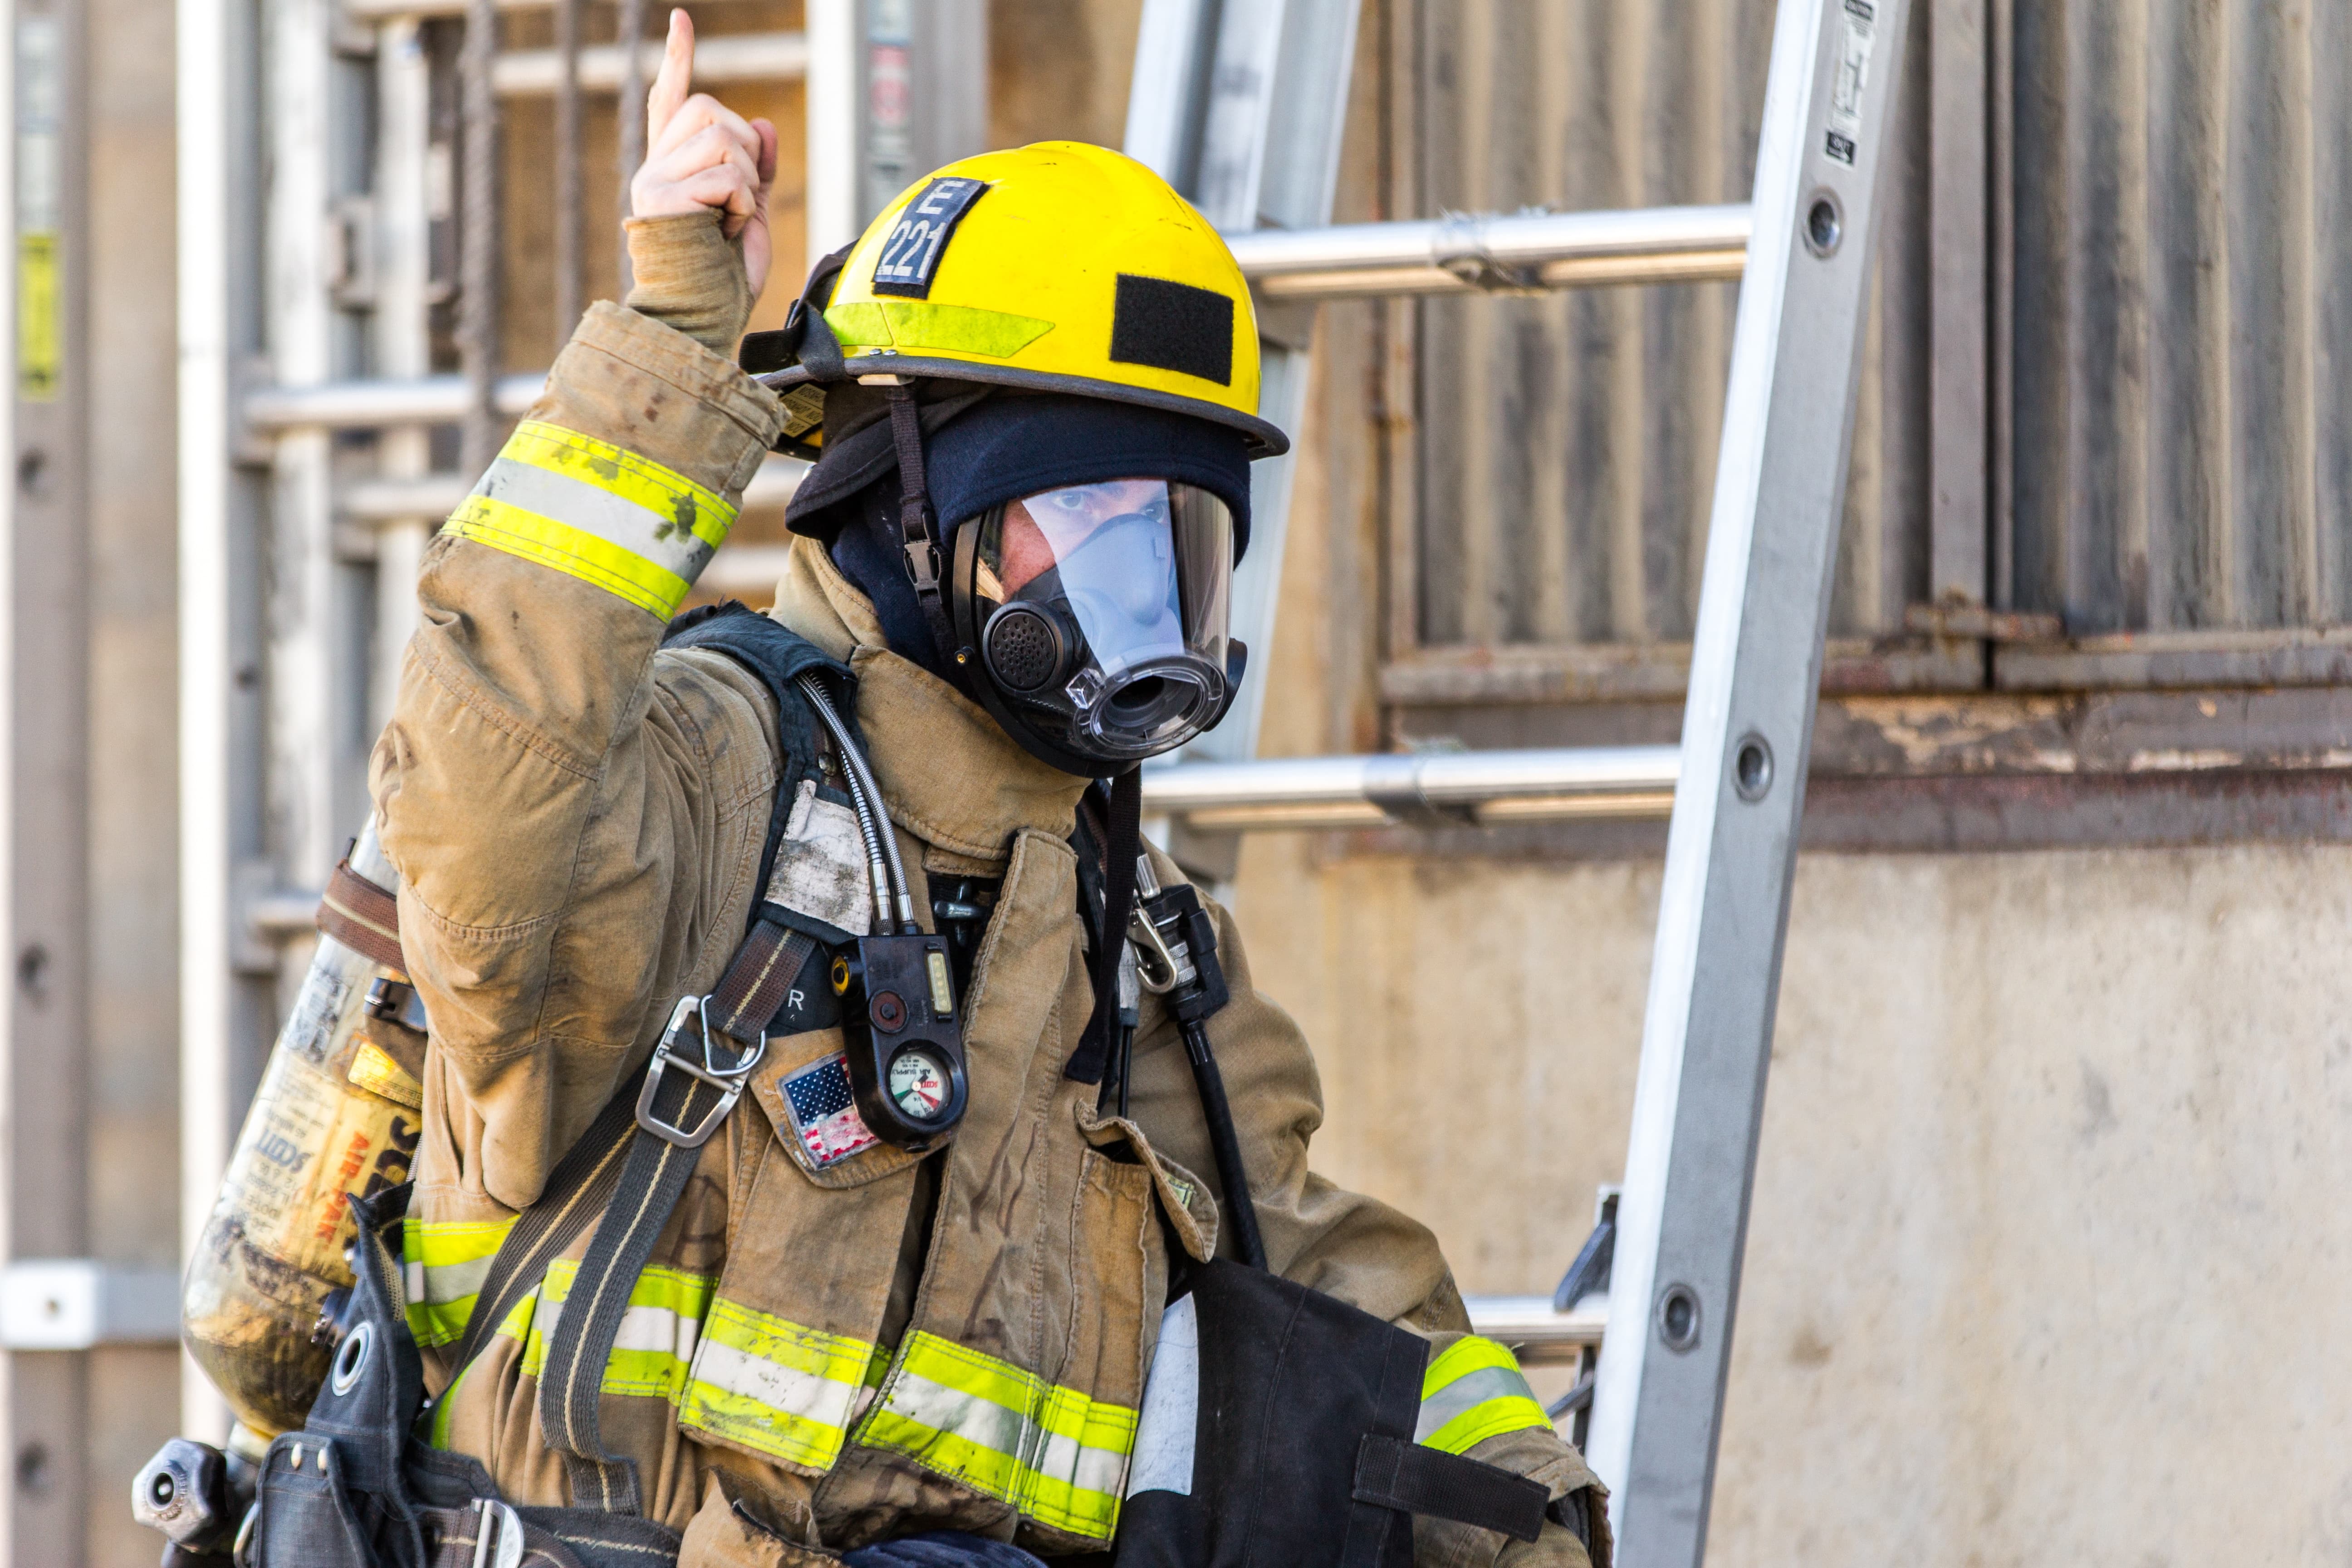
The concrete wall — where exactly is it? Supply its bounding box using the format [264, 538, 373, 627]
[1235, 829, 2352, 1566]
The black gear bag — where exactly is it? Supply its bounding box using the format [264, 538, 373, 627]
[1110, 1259, 1551, 1568]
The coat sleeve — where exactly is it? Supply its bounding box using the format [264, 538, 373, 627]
[371, 304, 786, 1212]
[1124, 860, 1610, 1568]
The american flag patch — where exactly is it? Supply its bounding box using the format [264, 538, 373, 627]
[782, 1052, 880, 1168]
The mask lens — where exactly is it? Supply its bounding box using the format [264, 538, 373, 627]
[970, 480, 1235, 760]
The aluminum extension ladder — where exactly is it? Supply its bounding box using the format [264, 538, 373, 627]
[1117, 2, 1912, 1562]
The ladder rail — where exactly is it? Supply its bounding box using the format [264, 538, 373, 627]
[1582, 1, 1911, 1560]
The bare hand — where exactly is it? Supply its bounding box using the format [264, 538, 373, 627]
[629, 10, 780, 298]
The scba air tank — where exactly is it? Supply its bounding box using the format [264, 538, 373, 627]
[181, 819, 429, 1436]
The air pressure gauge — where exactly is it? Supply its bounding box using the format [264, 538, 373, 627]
[887, 1047, 955, 1123]
[834, 932, 968, 1147]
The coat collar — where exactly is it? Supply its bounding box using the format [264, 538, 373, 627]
[767, 536, 1090, 863]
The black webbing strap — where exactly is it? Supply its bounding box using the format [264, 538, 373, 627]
[538, 1065, 724, 1513]
[884, 382, 963, 669]
[1351, 1434, 1550, 1544]
[1064, 768, 1142, 1085]
[445, 1075, 641, 1378]
[534, 924, 816, 1514]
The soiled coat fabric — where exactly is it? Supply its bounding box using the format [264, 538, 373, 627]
[372, 301, 1607, 1568]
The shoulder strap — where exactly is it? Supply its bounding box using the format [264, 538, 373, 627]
[498, 608, 838, 1512]
[664, 601, 861, 915]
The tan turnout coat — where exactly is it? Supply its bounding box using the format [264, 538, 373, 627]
[373, 303, 1605, 1568]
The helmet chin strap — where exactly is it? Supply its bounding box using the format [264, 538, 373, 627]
[883, 381, 968, 674]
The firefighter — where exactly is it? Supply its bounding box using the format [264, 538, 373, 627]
[369, 11, 1607, 1565]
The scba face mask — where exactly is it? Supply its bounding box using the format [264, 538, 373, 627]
[950, 478, 1245, 774]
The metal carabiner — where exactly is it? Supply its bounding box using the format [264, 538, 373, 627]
[635, 995, 767, 1149]
[1127, 907, 1187, 995]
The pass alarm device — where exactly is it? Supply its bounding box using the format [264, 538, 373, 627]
[833, 933, 968, 1147]
[792, 671, 973, 1149]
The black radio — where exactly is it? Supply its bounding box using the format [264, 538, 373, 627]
[832, 931, 968, 1148]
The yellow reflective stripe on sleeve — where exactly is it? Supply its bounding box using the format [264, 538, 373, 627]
[500, 421, 735, 528]
[1416, 1335, 1554, 1455]
[679, 1298, 878, 1473]
[859, 1330, 1137, 1541]
[400, 1215, 516, 1348]
[515, 1259, 715, 1404]
[439, 420, 737, 618]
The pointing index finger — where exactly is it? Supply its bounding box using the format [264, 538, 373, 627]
[643, 8, 694, 151]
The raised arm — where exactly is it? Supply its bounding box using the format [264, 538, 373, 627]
[371, 12, 785, 1210]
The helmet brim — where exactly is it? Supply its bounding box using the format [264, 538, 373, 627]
[759, 358, 1290, 461]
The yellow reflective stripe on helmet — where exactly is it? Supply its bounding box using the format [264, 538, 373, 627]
[1416, 1336, 1553, 1455]
[859, 1330, 1137, 1540]
[825, 299, 1056, 360]
[679, 1298, 879, 1473]
[514, 1259, 715, 1403]
[400, 1215, 515, 1348]
[439, 420, 736, 618]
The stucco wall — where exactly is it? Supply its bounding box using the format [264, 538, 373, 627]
[1232, 833, 2352, 1565]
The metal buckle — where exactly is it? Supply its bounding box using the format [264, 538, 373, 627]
[635, 995, 766, 1149]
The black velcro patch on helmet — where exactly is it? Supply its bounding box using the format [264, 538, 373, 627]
[1109, 274, 1234, 386]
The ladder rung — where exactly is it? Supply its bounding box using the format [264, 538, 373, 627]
[244, 206, 1748, 434]
[348, 0, 566, 17]
[1227, 205, 1751, 302]
[1141, 747, 1679, 833]
[1463, 1294, 1607, 1367]
[245, 373, 544, 432]
[493, 33, 807, 97]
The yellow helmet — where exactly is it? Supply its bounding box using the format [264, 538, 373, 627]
[760, 142, 1287, 457]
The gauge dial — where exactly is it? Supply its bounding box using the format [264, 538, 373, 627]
[888, 1048, 953, 1122]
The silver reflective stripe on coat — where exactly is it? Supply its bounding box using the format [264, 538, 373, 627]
[1125, 1294, 1198, 1497]
[470, 455, 720, 585]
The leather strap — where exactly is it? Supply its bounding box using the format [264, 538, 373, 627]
[1351, 1434, 1550, 1544]
[319, 858, 405, 975]
[539, 1067, 725, 1514]
[707, 915, 814, 1043]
